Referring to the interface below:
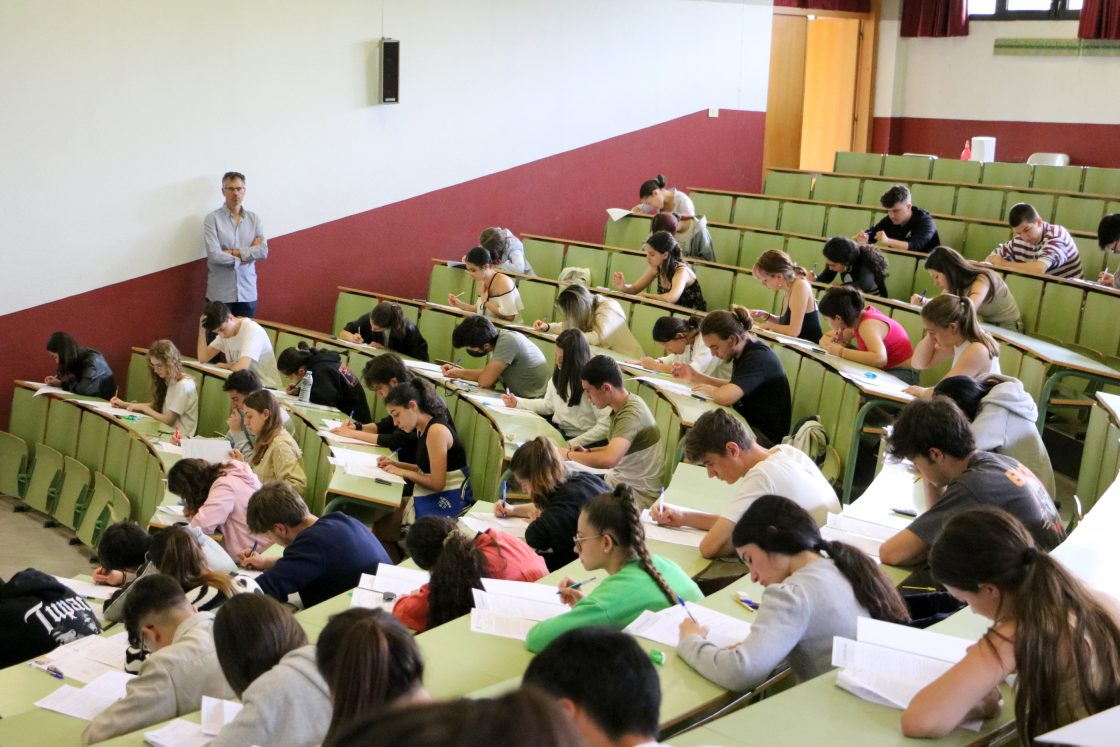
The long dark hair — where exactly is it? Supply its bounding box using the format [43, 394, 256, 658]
[384, 378, 449, 420]
[651, 315, 700, 344]
[405, 516, 488, 629]
[214, 594, 307, 697]
[645, 230, 687, 286]
[732, 495, 910, 624]
[932, 374, 1002, 421]
[583, 485, 676, 605]
[47, 331, 93, 378]
[371, 301, 409, 337]
[148, 525, 235, 598]
[167, 458, 230, 515]
[930, 508, 1120, 743]
[277, 341, 330, 376]
[818, 286, 866, 328]
[316, 608, 425, 745]
[553, 328, 590, 407]
[925, 246, 1002, 302]
[823, 236, 889, 279]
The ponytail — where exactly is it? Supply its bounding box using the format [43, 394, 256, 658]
[921, 294, 999, 359]
[371, 302, 408, 338]
[427, 532, 487, 629]
[930, 507, 1120, 743]
[699, 307, 755, 343]
[755, 249, 804, 281]
[732, 495, 909, 624]
[584, 485, 677, 606]
[645, 230, 686, 286]
[639, 174, 667, 199]
[651, 315, 700, 344]
[317, 609, 425, 744]
[276, 342, 321, 376]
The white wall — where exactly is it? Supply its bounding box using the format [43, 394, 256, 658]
[0, 0, 774, 317]
[875, 2, 1119, 124]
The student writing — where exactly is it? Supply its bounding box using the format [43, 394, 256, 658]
[230, 389, 307, 495]
[277, 342, 371, 424]
[110, 339, 198, 436]
[447, 246, 524, 322]
[44, 331, 116, 400]
[906, 293, 1000, 399]
[338, 300, 429, 361]
[818, 286, 915, 382]
[611, 230, 706, 310]
[534, 283, 643, 359]
[749, 249, 822, 343]
[911, 246, 1021, 330]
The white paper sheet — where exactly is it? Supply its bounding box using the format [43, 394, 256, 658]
[52, 576, 117, 601]
[155, 441, 184, 455]
[318, 429, 368, 445]
[820, 526, 883, 560]
[403, 360, 446, 374]
[639, 507, 706, 547]
[606, 207, 632, 222]
[33, 386, 68, 397]
[34, 670, 133, 720]
[143, 719, 211, 747]
[480, 578, 567, 605]
[181, 437, 234, 464]
[201, 695, 243, 736]
[624, 603, 752, 649]
[460, 513, 530, 538]
[857, 617, 972, 663]
[85, 401, 148, 419]
[825, 512, 899, 542]
[469, 608, 538, 641]
[1037, 703, 1120, 746]
[32, 632, 129, 683]
[471, 589, 567, 622]
[358, 566, 430, 598]
[634, 376, 712, 400]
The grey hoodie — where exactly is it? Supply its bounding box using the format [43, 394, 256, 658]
[210, 645, 332, 747]
[973, 377, 1057, 500]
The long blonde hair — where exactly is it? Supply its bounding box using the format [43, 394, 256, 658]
[921, 294, 999, 359]
[148, 339, 187, 411]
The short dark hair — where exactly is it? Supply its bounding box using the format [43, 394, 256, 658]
[202, 300, 233, 331]
[214, 594, 307, 697]
[247, 482, 310, 533]
[451, 315, 499, 349]
[580, 354, 623, 389]
[223, 368, 263, 395]
[1008, 202, 1040, 228]
[97, 522, 153, 571]
[122, 574, 190, 636]
[222, 171, 246, 184]
[880, 185, 910, 208]
[1098, 213, 1120, 249]
[362, 354, 412, 389]
[887, 397, 975, 461]
[523, 627, 660, 740]
[683, 409, 753, 461]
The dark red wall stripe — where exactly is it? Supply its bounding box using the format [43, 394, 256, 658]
[872, 116, 1120, 167]
[1, 109, 765, 428]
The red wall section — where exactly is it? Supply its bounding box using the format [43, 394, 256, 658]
[872, 117, 1120, 167]
[0, 108, 765, 428]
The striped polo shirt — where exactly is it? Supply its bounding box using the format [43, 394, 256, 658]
[994, 222, 1083, 278]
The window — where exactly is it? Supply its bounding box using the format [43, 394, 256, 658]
[970, 0, 1082, 19]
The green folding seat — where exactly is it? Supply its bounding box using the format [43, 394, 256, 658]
[334, 292, 374, 336]
[1075, 235, 1105, 281]
[76, 472, 115, 550]
[1001, 273, 1043, 334]
[962, 222, 1011, 262]
[691, 265, 734, 312]
[1007, 191, 1054, 224]
[908, 184, 956, 216]
[428, 264, 474, 305]
[1035, 283, 1084, 345]
[931, 159, 981, 183]
[0, 431, 29, 498]
[53, 456, 92, 530]
[1077, 291, 1120, 360]
[859, 179, 900, 208]
[24, 443, 64, 515]
[126, 350, 151, 401]
[563, 245, 611, 288]
[888, 306, 924, 348]
[522, 238, 565, 280]
[884, 252, 919, 303]
[197, 371, 231, 440]
[785, 237, 822, 271]
[417, 309, 459, 363]
[708, 226, 741, 266]
[778, 203, 827, 236]
[731, 273, 778, 313]
[790, 358, 825, 426]
[517, 279, 558, 327]
[603, 215, 651, 248]
[763, 171, 813, 199]
[689, 191, 733, 224]
[629, 303, 678, 357]
[955, 187, 1006, 221]
[739, 231, 781, 268]
[9, 386, 48, 454]
[1054, 196, 1108, 233]
[825, 207, 875, 238]
[76, 411, 108, 474]
[981, 162, 1033, 188]
[1031, 165, 1083, 193]
[731, 197, 780, 229]
[882, 155, 933, 180]
[1083, 167, 1120, 197]
[44, 399, 80, 458]
[608, 252, 649, 290]
[935, 219, 967, 252]
[834, 152, 883, 176]
[998, 342, 1024, 379]
[812, 175, 861, 204]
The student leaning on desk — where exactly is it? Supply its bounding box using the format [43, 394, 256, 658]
[1096, 213, 1120, 287]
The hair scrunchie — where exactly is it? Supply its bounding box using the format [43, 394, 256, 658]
[1022, 546, 1039, 565]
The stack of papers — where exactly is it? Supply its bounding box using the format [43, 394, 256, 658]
[328, 447, 405, 483]
[144, 697, 244, 746]
[639, 506, 706, 547]
[832, 618, 979, 729]
[819, 513, 901, 561]
[625, 602, 752, 649]
[181, 437, 233, 464]
[460, 512, 531, 538]
[32, 631, 129, 683]
[351, 566, 431, 609]
[35, 670, 134, 719]
[468, 579, 568, 641]
[318, 429, 368, 445]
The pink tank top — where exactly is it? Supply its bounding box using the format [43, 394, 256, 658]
[855, 306, 913, 370]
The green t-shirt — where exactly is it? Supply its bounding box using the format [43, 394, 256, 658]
[525, 555, 702, 653]
[606, 393, 663, 501]
[492, 330, 549, 398]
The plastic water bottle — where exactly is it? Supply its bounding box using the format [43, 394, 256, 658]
[299, 370, 314, 403]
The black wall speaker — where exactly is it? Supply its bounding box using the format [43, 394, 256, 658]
[381, 38, 399, 104]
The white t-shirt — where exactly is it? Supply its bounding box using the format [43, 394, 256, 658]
[164, 375, 199, 437]
[657, 339, 731, 379]
[719, 445, 840, 527]
[213, 319, 281, 389]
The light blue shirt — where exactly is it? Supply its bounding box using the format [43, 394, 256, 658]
[204, 205, 268, 302]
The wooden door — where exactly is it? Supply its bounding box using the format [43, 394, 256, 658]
[799, 17, 861, 172]
[762, 14, 808, 176]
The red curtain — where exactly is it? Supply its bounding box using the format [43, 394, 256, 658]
[773, 0, 870, 10]
[900, 0, 969, 37]
[1079, 0, 1120, 39]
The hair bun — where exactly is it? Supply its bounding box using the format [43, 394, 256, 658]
[1022, 546, 1039, 564]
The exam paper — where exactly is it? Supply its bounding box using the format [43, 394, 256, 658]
[201, 695, 244, 736]
[143, 719, 211, 747]
[1037, 703, 1120, 746]
[606, 207, 632, 222]
[624, 604, 752, 649]
[33, 386, 68, 397]
[359, 566, 430, 597]
[469, 608, 538, 641]
[634, 376, 711, 400]
[471, 589, 567, 622]
[33, 632, 129, 683]
[35, 670, 133, 720]
[461, 513, 530, 538]
[639, 507, 706, 547]
[481, 578, 567, 606]
[181, 437, 234, 464]
[318, 429, 368, 445]
[85, 401, 147, 419]
[53, 576, 117, 600]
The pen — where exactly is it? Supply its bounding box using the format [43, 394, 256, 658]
[735, 596, 759, 612]
[656, 488, 665, 516]
[499, 479, 509, 510]
[46, 665, 64, 679]
[891, 507, 918, 518]
[558, 576, 597, 594]
[912, 473, 922, 484]
[902, 585, 938, 592]
[919, 288, 927, 302]
[677, 594, 698, 622]
[250, 540, 259, 555]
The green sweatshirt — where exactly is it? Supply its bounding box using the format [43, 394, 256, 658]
[525, 555, 702, 653]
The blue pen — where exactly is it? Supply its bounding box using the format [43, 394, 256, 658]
[919, 288, 927, 302]
[499, 479, 509, 510]
[250, 540, 259, 555]
[677, 594, 698, 622]
[736, 596, 760, 612]
[558, 576, 597, 594]
[45, 665, 64, 679]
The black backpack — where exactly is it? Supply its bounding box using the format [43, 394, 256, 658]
[0, 568, 102, 668]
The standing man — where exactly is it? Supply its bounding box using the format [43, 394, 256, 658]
[204, 171, 268, 318]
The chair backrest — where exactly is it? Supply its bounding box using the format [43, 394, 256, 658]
[763, 171, 813, 199]
[708, 226, 742, 266]
[824, 206, 874, 238]
[955, 186, 1006, 222]
[882, 155, 934, 181]
[0, 431, 29, 498]
[731, 196, 781, 229]
[427, 264, 475, 306]
[1031, 164, 1081, 192]
[931, 158, 981, 183]
[9, 387, 48, 457]
[603, 215, 652, 249]
[76, 472, 115, 550]
[45, 400, 84, 458]
[778, 203, 827, 236]
[1083, 167, 1120, 197]
[688, 192, 734, 224]
[813, 175, 861, 204]
[127, 350, 151, 402]
[333, 292, 375, 337]
[834, 151, 883, 176]
[1054, 195, 1108, 233]
[102, 424, 132, 487]
[416, 309, 460, 363]
[53, 456, 93, 531]
[522, 238, 566, 280]
[981, 162, 1033, 188]
[197, 373, 231, 443]
[24, 443, 65, 514]
[563, 245, 611, 288]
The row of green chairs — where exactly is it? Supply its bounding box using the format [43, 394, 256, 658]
[833, 152, 1120, 195]
[1076, 397, 1120, 512]
[763, 169, 1119, 232]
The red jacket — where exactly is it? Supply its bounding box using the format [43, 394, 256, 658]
[393, 529, 547, 632]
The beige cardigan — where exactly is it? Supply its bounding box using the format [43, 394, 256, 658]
[252, 428, 308, 495]
[547, 297, 644, 359]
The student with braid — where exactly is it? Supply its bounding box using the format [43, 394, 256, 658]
[525, 485, 701, 653]
[316, 609, 428, 745]
[902, 508, 1120, 741]
[679, 495, 909, 691]
[906, 293, 1000, 399]
[392, 516, 546, 632]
